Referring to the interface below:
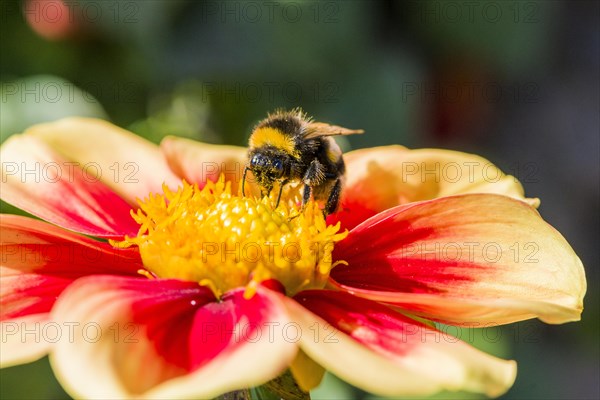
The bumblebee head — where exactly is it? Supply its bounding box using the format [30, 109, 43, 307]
[246, 147, 292, 191]
[250, 152, 285, 177]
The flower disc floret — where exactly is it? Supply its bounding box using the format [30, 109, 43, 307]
[118, 177, 347, 298]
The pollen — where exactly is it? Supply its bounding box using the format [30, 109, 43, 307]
[114, 176, 347, 298]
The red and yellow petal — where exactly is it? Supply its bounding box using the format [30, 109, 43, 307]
[1, 314, 54, 367]
[288, 291, 516, 397]
[0, 215, 141, 366]
[0, 215, 141, 281]
[50, 276, 297, 399]
[21, 117, 181, 204]
[335, 146, 538, 230]
[160, 136, 251, 194]
[1, 135, 140, 237]
[331, 194, 586, 326]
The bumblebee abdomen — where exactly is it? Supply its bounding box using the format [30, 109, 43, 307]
[316, 136, 345, 176]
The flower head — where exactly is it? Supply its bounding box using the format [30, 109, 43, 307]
[0, 118, 586, 399]
[121, 178, 346, 298]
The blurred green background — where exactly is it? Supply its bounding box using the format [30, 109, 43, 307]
[1, 0, 598, 399]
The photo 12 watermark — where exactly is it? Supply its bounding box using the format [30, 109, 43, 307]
[396, 241, 540, 264]
[401, 81, 541, 104]
[1, 80, 143, 105]
[21, 0, 140, 25]
[1, 159, 540, 189]
[0, 320, 340, 346]
[406, 1, 541, 24]
[1, 319, 542, 347]
[198, 1, 342, 24]
[200, 81, 340, 104]
[1, 161, 139, 185]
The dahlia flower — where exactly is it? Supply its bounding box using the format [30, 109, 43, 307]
[0, 118, 586, 399]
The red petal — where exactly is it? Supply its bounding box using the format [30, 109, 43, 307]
[23, 117, 182, 205]
[295, 290, 431, 356]
[331, 194, 586, 325]
[1, 215, 141, 321]
[288, 290, 516, 397]
[160, 137, 248, 193]
[1, 314, 55, 367]
[336, 146, 539, 230]
[50, 276, 296, 398]
[1, 135, 139, 237]
[327, 197, 379, 232]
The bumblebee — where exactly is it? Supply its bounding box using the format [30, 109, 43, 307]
[242, 109, 363, 215]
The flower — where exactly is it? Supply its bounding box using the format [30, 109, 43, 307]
[0, 118, 586, 399]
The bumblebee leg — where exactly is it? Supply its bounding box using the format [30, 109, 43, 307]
[303, 159, 325, 203]
[289, 160, 325, 220]
[242, 165, 249, 197]
[325, 178, 342, 216]
[302, 184, 312, 209]
[288, 184, 311, 221]
[275, 180, 288, 208]
[303, 159, 326, 187]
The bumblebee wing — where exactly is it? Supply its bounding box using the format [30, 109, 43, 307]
[303, 122, 364, 139]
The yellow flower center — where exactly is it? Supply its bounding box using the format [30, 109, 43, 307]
[115, 176, 347, 298]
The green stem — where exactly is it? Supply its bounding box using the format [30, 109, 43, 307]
[219, 388, 252, 400]
[216, 370, 310, 400]
[262, 370, 311, 400]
